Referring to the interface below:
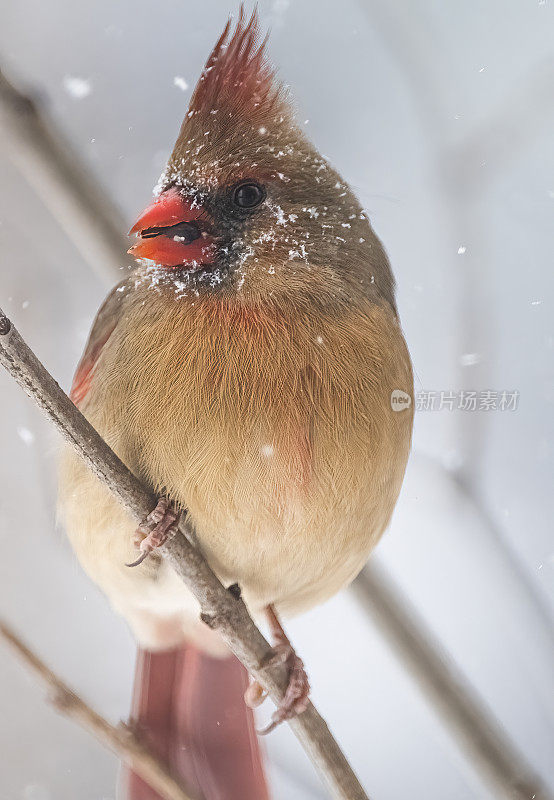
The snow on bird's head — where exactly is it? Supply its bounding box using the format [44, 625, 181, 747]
[145, 7, 397, 311]
[160, 7, 297, 192]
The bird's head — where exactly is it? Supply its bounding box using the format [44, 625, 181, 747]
[129, 8, 396, 312]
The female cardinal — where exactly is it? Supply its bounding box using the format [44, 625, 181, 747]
[59, 8, 413, 800]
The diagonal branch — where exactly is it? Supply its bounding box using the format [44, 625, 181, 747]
[353, 565, 552, 800]
[0, 307, 369, 800]
[0, 620, 195, 800]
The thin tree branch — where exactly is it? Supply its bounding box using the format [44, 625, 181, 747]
[353, 565, 553, 800]
[0, 619, 195, 800]
[0, 307, 369, 800]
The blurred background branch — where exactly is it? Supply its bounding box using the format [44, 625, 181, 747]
[353, 566, 551, 800]
[0, 69, 128, 285]
[0, 619, 194, 800]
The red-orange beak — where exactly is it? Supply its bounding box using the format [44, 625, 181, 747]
[128, 188, 216, 268]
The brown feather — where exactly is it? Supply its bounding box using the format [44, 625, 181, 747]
[59, 5, 413, 644]
[60, 281, 412, 627]
[58, 17, 414, 798]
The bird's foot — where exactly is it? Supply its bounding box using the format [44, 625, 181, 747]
[258, 644, 310, 734]
[245, 605, 310, 734]
[126, 497, 180, 567]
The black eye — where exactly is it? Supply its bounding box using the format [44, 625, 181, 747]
[233, 181, 266, 209]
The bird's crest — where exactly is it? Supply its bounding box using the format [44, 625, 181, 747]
[189, 7, 282, 121]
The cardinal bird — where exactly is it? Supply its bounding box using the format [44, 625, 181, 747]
[59, 8, 413, 800]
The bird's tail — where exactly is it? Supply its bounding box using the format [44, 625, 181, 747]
[123, 645, 270, 800]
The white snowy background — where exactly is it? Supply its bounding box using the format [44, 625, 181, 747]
[0, 1, 553, 798]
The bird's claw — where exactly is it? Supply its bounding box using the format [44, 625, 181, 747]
[255, 646, 310, 734]
[245, 606, 311, 734]
[126, 497, 180, 567]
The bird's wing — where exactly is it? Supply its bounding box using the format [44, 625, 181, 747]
[70, 278, 129, 407]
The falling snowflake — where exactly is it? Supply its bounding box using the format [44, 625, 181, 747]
[63, 76, 92, 99]
[173, 76, 189, 91]
[460, 353, 482, 367]
[17, 426, 35, 446]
